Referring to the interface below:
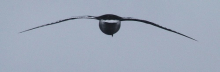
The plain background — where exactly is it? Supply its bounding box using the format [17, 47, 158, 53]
[1, 0, 220, 72]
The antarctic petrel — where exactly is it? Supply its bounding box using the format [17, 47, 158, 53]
[20, 14, 197, 41]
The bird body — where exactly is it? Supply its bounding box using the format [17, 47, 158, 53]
[99, 19, 121, 36]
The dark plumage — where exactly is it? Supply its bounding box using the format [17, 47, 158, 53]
[20, 14, 197, 41]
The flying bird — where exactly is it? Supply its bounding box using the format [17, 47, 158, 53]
[20, 14, 197, 41]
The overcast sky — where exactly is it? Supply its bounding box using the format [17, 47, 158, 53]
[1, 0, 220, 72]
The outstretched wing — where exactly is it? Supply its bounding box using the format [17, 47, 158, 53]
[19, 16, 96, 33]
[122, 17, 197, 41]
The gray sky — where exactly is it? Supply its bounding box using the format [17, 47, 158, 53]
[1, 0, 220, 72]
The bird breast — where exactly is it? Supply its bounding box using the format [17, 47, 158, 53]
[99, 20, 121, 35]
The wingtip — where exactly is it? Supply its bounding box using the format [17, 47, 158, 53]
[19, 30, 27, 33]
[187, 37, 198, 41]
[19, 31, 24, 33]
[192, 39, 198, 41]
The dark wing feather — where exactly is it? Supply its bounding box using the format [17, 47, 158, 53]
[122, 18, 197, 41]
[19, 16, 96, 33]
